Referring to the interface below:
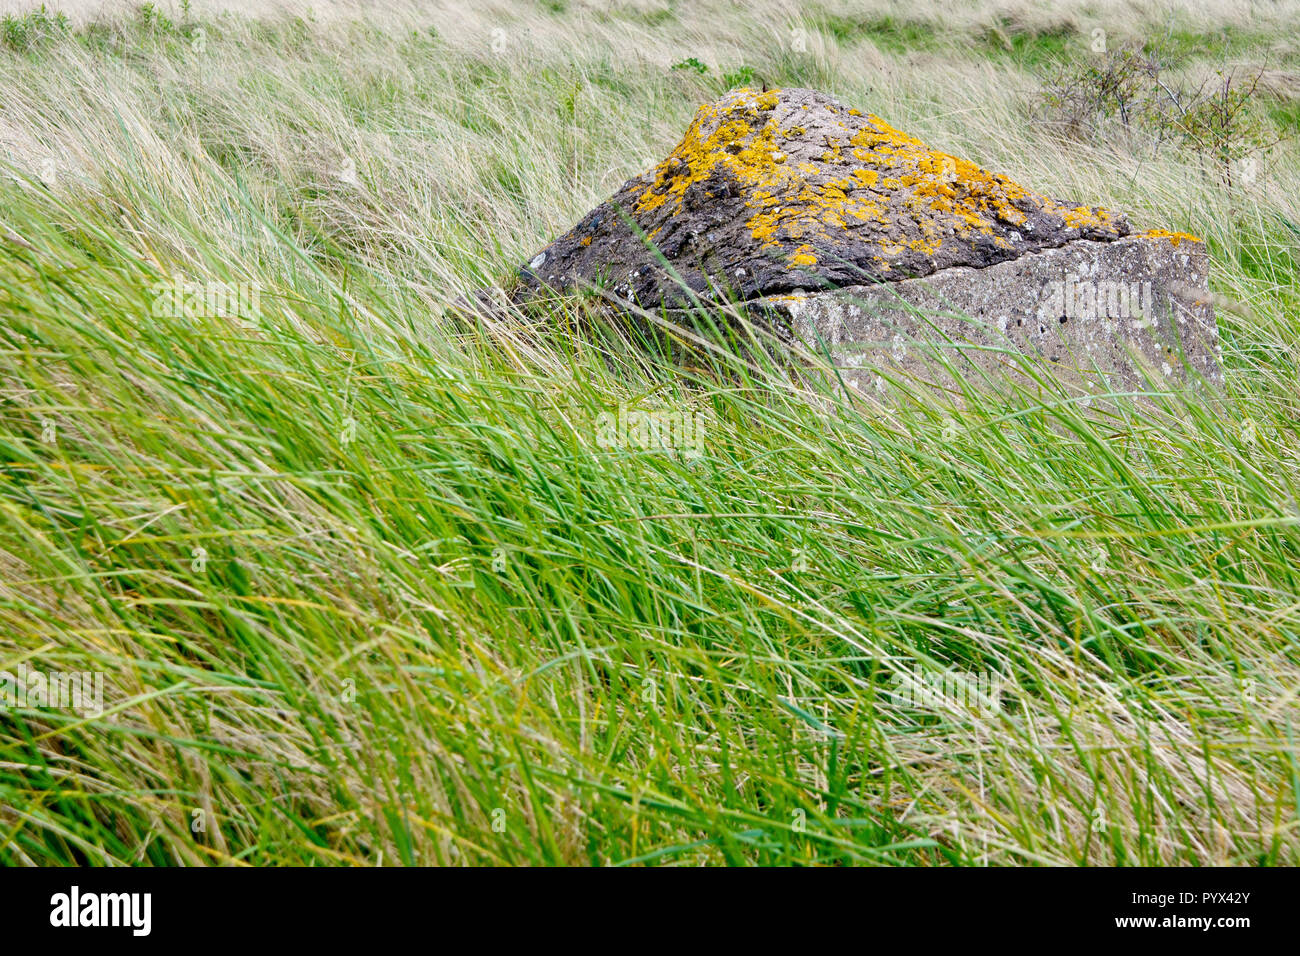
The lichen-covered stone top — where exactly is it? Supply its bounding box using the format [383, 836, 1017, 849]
[515, 87, 1136, 307]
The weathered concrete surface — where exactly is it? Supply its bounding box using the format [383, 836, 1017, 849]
[508, 86, 1222, 392]
[756, 233, 1224, 397]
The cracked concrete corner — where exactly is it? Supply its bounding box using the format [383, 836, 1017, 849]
[767, 234, 1222, 395]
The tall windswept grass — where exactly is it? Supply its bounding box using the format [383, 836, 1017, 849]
[1, 0, 1298, 865]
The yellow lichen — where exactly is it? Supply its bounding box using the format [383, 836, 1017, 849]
[790, 244, 817, 266]
[629, 89, 1124, 270]
[1062, 205, 1110, 228]
[634, 94, 783, 216]
[1137, 228, 1202, 246]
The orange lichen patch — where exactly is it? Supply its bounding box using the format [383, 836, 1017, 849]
[1137, 228, 1202, 246]
[851, 168, 879, 189]
[634, 90, 785, 216]
[745, 171, 887, 248]
[580, 236, 592, 246]
[1061, 205, 1114, 228]
[790, 244, 817, 266]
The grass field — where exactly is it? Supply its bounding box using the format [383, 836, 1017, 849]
[1, 0, 1299, 866]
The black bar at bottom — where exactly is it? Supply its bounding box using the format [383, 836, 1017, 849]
[0, 865, 1282, 942]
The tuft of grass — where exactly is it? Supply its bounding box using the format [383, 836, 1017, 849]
[0, 4, 69, 53]
[0, 0, 1298, 866]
